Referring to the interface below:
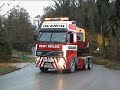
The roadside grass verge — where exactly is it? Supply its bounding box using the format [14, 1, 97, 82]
[0, 51, 35, 75]
[93, 57, 109, 65]
[93, 56, 120, 70]
[0, 63, 18, 75]
[0, 57, 34, 75]
[12, 52, 35, 63]
[105, 62, 120, 70]
[12, 57, 35, 63]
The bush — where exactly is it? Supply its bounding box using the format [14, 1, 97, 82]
[93, 56, 110, 65]
[13, 43, 32, 52]
[0, 41, 12, 61]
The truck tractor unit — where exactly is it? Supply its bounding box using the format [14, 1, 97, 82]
[35, 17, 93, 73]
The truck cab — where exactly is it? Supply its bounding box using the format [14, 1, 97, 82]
[35, 17, 93, 73]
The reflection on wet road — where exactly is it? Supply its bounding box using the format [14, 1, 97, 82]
[0, 63, 120, 90]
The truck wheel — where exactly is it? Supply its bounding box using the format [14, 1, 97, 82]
[40, 67, 48, 72]
[84, 59, 89, 70]
[69, 59, 75, 73]
[88, 58, 93, 69]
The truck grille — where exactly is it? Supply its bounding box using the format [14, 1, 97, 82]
[36, 50, 63, 57]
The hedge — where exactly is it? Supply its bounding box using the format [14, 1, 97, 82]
[0, 41, 12, 61]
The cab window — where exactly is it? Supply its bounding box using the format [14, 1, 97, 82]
[77, 33, 83, 41]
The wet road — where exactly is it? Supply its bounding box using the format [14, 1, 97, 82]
[0, 63, 120, 90]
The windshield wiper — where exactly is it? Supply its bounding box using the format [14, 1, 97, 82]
[39, 33, 43, 38]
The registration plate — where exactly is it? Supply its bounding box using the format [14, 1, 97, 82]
[44, 63, 52, 68]
[43, 57, 54, 62]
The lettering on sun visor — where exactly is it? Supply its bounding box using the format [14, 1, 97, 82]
[41, 24, 66, 28]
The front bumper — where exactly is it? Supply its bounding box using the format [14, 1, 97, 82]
[35, 57, 67, 69]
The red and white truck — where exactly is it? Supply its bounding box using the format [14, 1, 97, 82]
[35, 17, 93, 73]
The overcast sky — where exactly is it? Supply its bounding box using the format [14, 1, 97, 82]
[0, 1, 54, 22]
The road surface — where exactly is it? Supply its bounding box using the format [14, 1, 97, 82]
[0, 63, 120, 90]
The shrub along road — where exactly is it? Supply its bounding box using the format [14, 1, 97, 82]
[0, 63, 120, 90]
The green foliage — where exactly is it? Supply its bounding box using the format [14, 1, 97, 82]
[94, 56, 120, 70]
[0, 41, 12, 61]
[0, 15, 12, 61]
[108, 0, 120, 56]
[0, 16, 5, 42]
[42, 0, 113, 33]
[43, 0, 76, 20]
[3, 5, 36, 51]
[0, 63, 17, 75]
[93, 59, 109, 65]
[105, 62, 120, 70]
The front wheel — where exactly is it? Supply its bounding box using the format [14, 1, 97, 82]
[69, 59, 76, 73]
[40, 67, 48, 72]
[84, 59, 89, 70]
[88, 58, 93, 69]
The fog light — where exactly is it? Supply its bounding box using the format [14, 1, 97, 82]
[58, 58, 65, 69]
[36, 57, 40, 62]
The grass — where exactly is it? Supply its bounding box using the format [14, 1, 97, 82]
[0, 63, 18, 75]
[93, 56, 120, 70]
[12, 57, 35, 62]
[0, 56, 35, 75]
[105, 61, 120, 70]
[0, 51, 35, 75]
[12, 52, 35, 62]
[93, 57, 110, 65]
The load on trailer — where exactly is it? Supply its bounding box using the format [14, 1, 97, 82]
[35, 17, 93, 73]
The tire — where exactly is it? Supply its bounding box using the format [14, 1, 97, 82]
[84, 59, 89, 70]
[40, 67, 48, 72]
[69, 59, 76, 73]
[88, 58, 93, 69]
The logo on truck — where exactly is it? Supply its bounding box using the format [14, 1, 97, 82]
[39, 45, 59, 48]
[68, 46, 77, 50]
[41, 23, 67, 28]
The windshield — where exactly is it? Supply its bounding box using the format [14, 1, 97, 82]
[38, 31, 66, 43]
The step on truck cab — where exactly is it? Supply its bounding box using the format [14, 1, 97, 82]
[35, 17, 93, 73]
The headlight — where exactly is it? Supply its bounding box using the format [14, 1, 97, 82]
[58, 58, 65, 68]
[35, 57, 40, 63]
[36, 57, 40, 61]
[35, 57, 40, 67]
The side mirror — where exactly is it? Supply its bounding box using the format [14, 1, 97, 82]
[70, 33, 73, 43]
[34, 34, 37, 41]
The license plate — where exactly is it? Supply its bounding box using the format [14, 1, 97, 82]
[43, 57, 54, 62]
[44, 63, 52, 68]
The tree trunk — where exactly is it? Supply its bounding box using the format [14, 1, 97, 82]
[117, 45, 120, 56]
